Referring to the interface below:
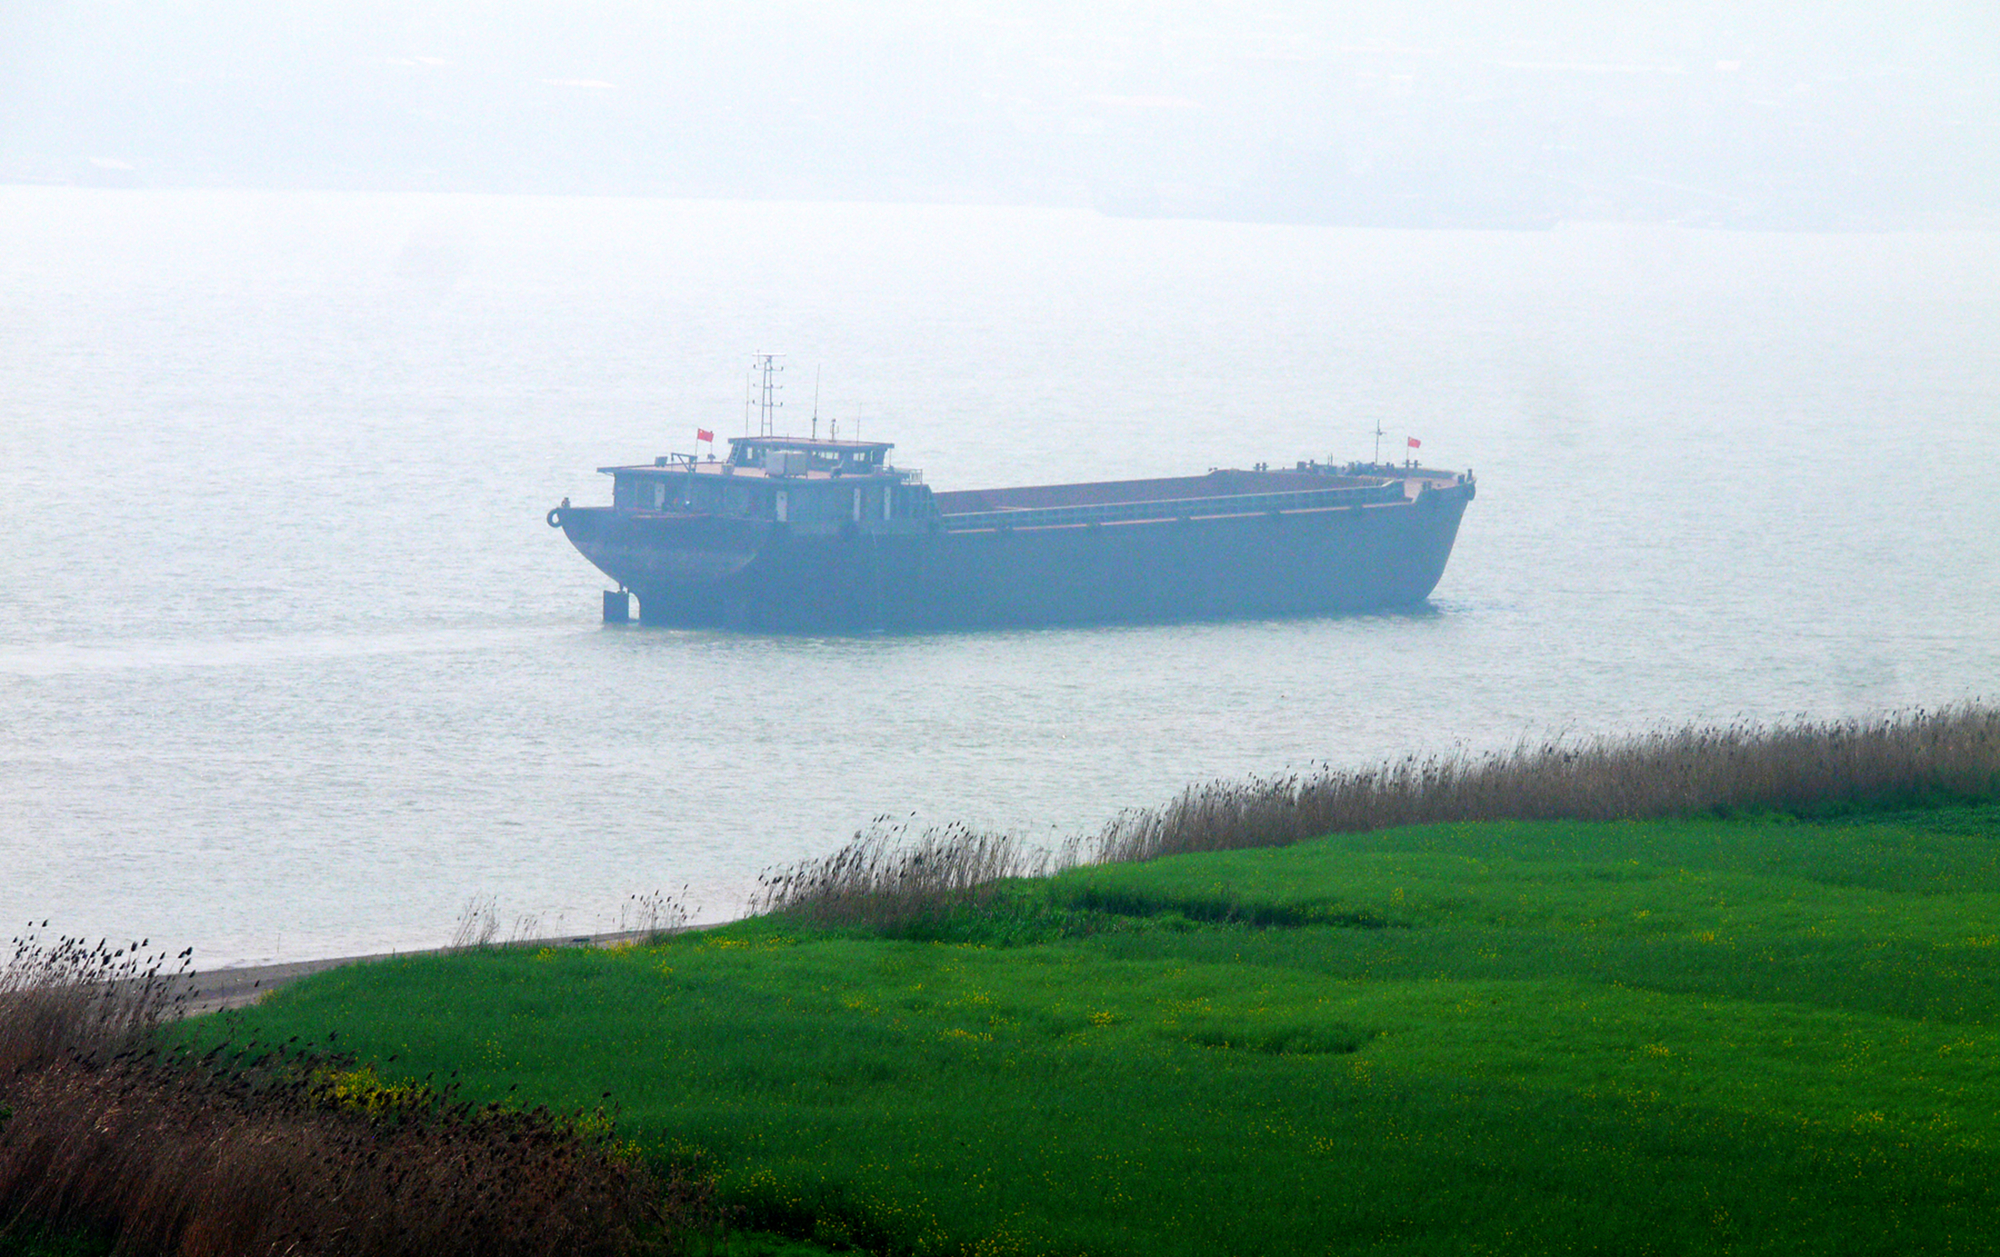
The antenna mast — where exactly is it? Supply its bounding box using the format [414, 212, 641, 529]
[752, 353, 784, 437]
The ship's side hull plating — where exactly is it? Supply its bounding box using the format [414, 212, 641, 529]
[559, 481, 1473, 630]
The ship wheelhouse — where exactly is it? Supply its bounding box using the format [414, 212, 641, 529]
[599, 435, 935, 535]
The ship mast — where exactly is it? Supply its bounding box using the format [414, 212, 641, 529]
[752, 353, 784, 437]
[1373, 418, 1385, 465]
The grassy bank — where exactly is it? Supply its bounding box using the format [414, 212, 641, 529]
[10, 708, 1997, 1255]
[192, 801, 2000, 1256]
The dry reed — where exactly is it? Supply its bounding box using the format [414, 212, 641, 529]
[751, 820, 1059, 928]
[618, 889, 694, 940]
[756, 706, 2000, 923]
[448, 895, 501, 951]
[1094, 704, 2000, 863]
[0, 932, 719, 1257]
[0, 932, 189, 1079]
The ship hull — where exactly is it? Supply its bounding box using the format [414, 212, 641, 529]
[558, 480, 1473, 631]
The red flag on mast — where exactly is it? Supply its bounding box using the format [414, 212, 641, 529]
[1407, 437, 1422, 449]
[696, 428, 715, 444]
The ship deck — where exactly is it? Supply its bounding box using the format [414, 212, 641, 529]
[935, 466, 1464, 532]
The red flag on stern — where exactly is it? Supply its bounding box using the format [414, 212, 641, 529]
[1407, 437, 1422, 449]
[696, 428, 715, 444]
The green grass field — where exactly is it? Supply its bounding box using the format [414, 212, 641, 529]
[197, 804, 2000, 1256]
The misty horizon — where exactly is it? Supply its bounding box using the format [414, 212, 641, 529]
[3, 1, 1996, 229]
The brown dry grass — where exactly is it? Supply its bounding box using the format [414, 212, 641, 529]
[0, 933, 718, 1257]
[757, 706, 2000, 924]
[750, 820, 1057, 929]
[1095, 704, 2000, 863]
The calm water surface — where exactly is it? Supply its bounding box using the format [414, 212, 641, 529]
[3, 189, 1997, 964]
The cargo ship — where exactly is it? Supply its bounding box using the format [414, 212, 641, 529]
[547, 430, 1475, 630]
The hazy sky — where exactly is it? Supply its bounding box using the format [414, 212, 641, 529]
[3, 2, 1995, 226]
